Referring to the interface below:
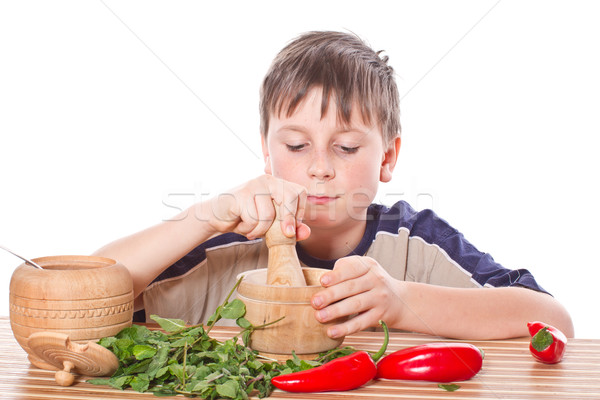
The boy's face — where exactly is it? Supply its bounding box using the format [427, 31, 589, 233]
[262, 87, 399, 229]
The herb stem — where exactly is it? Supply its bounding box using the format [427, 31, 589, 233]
[206, 276, 244, 333]
[182, 344, 188, 387]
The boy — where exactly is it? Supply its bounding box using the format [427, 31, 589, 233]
[95, 31, 573, 340]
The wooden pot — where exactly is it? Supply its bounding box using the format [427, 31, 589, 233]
[236, 267, 344, 358]
[9, 255, 134, 370]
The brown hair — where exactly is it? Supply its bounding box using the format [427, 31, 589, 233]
[259, 31, 400, 145]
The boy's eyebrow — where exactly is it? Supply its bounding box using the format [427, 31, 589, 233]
[276, 124, 308, 133]
[276, 124, 372, 136]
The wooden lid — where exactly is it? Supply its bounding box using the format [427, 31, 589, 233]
[27, 332, 118, 386]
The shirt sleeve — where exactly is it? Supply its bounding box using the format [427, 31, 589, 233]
[439, 227, 550, 294]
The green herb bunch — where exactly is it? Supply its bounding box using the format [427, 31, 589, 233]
[88, 278, 355, 398]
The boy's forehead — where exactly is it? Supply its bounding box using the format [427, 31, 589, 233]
[271, 87, 377, 131]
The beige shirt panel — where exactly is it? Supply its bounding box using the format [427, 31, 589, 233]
[142, 239, 268, 325]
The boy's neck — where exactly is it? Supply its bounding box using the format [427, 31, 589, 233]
[299, 219, 367, 260]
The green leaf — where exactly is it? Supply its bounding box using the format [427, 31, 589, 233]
[98, 336, 117, 349]
[221, 299, 246, 319]
[192, 380, 211, 393]
[193, 365, 212, 380]
[438, 383, 461, 392]
[150, 315, 187, 332]
[204, 371, 224, 383]
[236, 317, 252, 329]
[242, 329, 252, 347]
[130, 374, 150, 392]
[108, 375, 132, 390]
[133, 345, 157, 360]
[155, 366, 169, 379]
[247, 359, 263, 370]
[146, 343, 169, 379]
[168, 363, 185, 382]
[113, 338, 134, 361]
[531, 327, 554, 352]
[171, 336, 195, 348]
[216, 380, 239, 398]
[87, 378, 110, 386]
[183, 326, 204, 337]
[123, 358, 151, 375]
[299, 359, 320, 370]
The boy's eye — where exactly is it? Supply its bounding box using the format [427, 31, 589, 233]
[286, 144, 306, 152]
[339, 145, 359, 154]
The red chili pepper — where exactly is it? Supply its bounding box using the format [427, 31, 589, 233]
[528, 321, 567, 364]
[270, 321, 389, 392]
[376, 343, 483, 382]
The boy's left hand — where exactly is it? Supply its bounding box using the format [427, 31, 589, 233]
[311, 255, 403, 338]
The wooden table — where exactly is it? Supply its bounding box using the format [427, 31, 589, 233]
[1, 316, 599, 399]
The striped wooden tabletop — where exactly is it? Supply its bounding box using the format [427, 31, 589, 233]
[1, 316, 598, 399]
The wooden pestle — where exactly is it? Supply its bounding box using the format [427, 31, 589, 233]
[265, 204, 307, 286]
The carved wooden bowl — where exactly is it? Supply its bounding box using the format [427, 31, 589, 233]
[237, 267, 345, 359]
[9, 255, 134, 371]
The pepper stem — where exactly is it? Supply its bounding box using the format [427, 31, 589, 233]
[371, 320, 389, 362]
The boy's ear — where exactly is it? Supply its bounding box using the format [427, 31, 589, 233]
[380, 137, 401, 183]
[261, 135, 272, 175]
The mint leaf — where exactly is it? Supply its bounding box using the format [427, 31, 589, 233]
[133, 345, 157, 360]
[236, 317, 251, 329]
[221, 299, 246, 319]
[169, 364, 185, 382]
[216, 380, 238, 398]
[98, 336, 116, 348]
[150, 315, 187, 332]
[130, 374, 150, 392]
[108, 375, 132, 390]
[171, 336, 196, 348]
[438, 383, 460, 392]
[146, 343, 169, 379]
[87, 378, 110, 386]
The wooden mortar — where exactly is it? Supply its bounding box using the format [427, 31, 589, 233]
[9, 255, 134, 371]
[237, 268, 344, 358]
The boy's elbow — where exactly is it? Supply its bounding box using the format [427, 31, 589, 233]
[540, 292, 575, 338]
[555, 305, 574, 338]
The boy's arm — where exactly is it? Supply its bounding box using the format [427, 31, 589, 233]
[92, 202, 217, 302]
[390, 282, 574, 339]
[313, 256, 574, 339]
[93, 175, 308, 305]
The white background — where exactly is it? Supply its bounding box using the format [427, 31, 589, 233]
[1, 1, 598, 338]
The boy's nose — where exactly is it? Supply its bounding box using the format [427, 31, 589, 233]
[308, 151, 335, 180]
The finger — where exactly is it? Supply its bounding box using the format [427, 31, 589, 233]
[296, 223, 311, 241]
[295, 187, 307, 227]
[279, 204, 296, 238]
[326, 308, 382, 339]
[271, 179, 307, 238]
[245, 194, 276, 239]
[279, 190, 302, 238]
[320, 256, 374, 287]
[314, 288, 374, 323]
[234, 195, 262, 237]
[312, 273, 372, 311]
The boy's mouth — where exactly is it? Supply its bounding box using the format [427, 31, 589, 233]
[307, 195, 338, 205]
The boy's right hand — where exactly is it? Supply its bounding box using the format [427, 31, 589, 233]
[206, 175, 310, 241]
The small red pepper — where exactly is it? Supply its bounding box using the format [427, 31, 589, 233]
[376, 342, 483, 382]
[271, 321, 389, 392]
[527, 321, 567, 364]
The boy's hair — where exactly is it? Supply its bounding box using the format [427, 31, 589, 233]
[260, 31, 400, 145]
